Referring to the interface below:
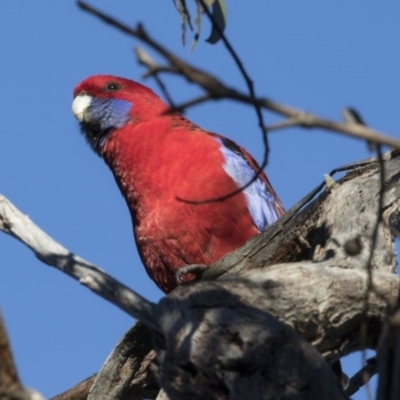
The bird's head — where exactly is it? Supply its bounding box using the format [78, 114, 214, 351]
[72, 75, 167, 154]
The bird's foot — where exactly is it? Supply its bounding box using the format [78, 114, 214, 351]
[175, 264, 208, 285]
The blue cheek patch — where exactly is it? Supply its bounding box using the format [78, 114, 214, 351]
[214, 137, 281, 231]
[88, 98, 132, 131]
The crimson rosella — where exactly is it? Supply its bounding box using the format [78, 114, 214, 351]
[72, 75, 285, 293]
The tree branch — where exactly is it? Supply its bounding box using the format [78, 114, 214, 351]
[197, 0, 270, 166]
[51, 375, 96, 400]
[345, 357, 378, 397]
[0, 194, 156, 330]
[377, 290, 400, 399]
[76, 1, 400, 152]
[2, 150, 398, 399]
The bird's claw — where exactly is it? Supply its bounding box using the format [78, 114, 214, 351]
[175, 264, 208, 285]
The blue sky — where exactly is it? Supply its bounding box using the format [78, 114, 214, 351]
[1, 1, 398, 398]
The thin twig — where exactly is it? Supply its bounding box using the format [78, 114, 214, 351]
[343, 107, 385, 400]
[77, 0, 400, 208]
[135, 47, 177, 109]
[360, 142, 385, 400]
[264, 118, 301, 132]
[197, 0, 270, 165]
[153, 74, 177, 109]
[78, 1, 270, 206]
[77, 1, 400, 152]
[165, 93, 212, 113]
[135, 47, 212, 112]
[345, 357, 378, 397]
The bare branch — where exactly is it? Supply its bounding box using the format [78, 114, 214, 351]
[264, 118, 301, 132]
[135, 47, 177, 109]
[3, 150, 398, 336]
[261, 107, 400, 150]
[78, 1, 400, 152]
[3, 150, 399, 399]
[50, 375, 96, 400]
[345, 357, 378, 397]
[204, 151, 398, 282]
[165, 93, 212, 114]
[197, 0, 270, 166]
[349, 108, 386, 400]
[84, 262, 399, 400]
[0, 194, 156, 329]
[87, 322, 157, 400]
[154, 274, 349, 400]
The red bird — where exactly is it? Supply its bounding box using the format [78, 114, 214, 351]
[72, 75, 284, 293]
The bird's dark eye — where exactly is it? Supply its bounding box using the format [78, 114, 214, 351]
[104, 82, 122, 92]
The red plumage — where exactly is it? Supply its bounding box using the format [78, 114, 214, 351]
[73, 76, 284, 293]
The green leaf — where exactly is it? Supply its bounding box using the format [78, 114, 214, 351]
[205, 0, 227, 44]
[202, 0, 216, 6]
[174, 0, 193, 45]
[189, 1, 203, 52]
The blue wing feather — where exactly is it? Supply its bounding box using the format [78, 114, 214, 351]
[213, 136, 283, 231]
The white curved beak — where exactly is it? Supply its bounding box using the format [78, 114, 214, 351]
[72, 94, 92, 122]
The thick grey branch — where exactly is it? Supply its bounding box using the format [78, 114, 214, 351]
[84, 151, 400, 399]
[174, 264, 399, 360]
[86, 322, 157, 400]
[154, 274, 349, 400]
[51, 375, 96, 400]
[89, 262, 399, 400]
[203, 150, 399, 281]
